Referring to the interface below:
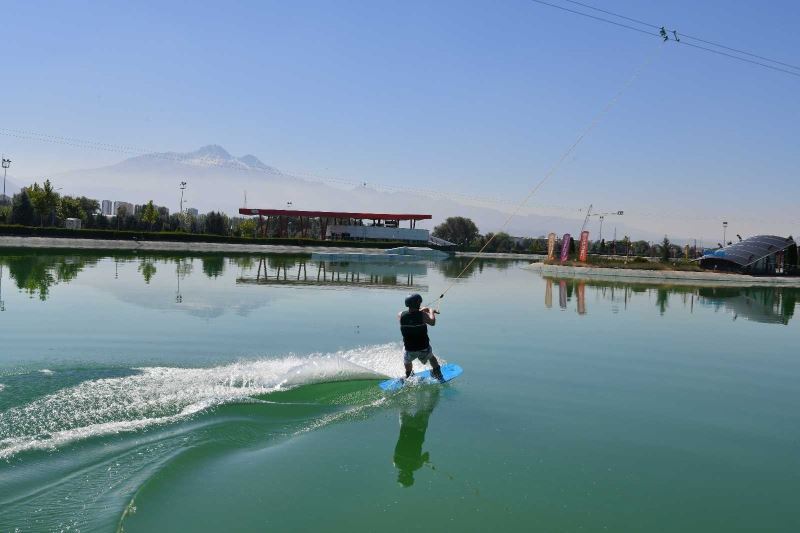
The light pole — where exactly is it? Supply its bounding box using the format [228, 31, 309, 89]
[723, 221, 728, 247]
[592, 210, 624, 244]
[179, 181, 187, 214]
[1, 157, 11, 201]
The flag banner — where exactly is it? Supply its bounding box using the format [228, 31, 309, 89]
[579, 231, 590, 262]
[547, 233, 556, 260]
[558, 280, 567, 309]
[560, 233, 571, 263]
[577, 282, 586, 315]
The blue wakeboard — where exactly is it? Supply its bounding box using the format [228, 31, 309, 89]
[379, 363, 463, 392]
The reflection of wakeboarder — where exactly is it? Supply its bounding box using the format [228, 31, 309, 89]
[393, 387, 441, 487]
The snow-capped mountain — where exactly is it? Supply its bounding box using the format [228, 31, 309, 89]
[112, 145, 279, 173]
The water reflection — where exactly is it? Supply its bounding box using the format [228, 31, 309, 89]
[0, 252, 100, 300]
[543, 276, 799, 325]
[393, 387, 440, 487]
[237, 257, 428, 291]
[434, 257, 515, 280]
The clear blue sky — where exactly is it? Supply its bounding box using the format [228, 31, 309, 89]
[1, 0, 798, 236]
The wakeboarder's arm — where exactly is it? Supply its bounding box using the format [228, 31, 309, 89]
[421, 307, 436, 326]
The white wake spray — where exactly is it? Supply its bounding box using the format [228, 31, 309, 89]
[0, 343, 408, 459]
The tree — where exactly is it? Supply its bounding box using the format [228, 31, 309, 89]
[785, 238, 798, 275]
[27, 180, 60, 226]
[237, 218, 256, 238]
[94, 213, 110, 229]
[661, 236, 671, 263]
[141, 200, 159, 230]
[10, 190, 35, 226]
[432, 217, 480, 246]
[58, 196, 86, 222]
[204, 211, 229, 236]
[622, 235, 631, 256]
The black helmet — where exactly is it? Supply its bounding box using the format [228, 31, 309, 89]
[405, 293, 423, 309]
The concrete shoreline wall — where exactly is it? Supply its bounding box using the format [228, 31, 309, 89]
[526, 262, 800, 287]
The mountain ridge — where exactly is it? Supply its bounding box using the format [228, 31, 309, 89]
[48, 144, 663, 240]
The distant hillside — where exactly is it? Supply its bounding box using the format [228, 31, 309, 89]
[49, 145, 658, 239]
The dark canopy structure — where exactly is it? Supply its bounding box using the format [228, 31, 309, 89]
[700, 235, 795, 274]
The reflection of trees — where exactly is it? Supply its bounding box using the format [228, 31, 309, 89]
[656, 288, 669, 315]
[174, 257, 193, 277]
[138, 260, 157, 284]
[201, 255, 226, 278]
[437, 258, 482, 279]
[782, 291, 796, 321]
[436, 257, 518, 279]
[267, 255, 299, 270]
[229, 255, 255, 270]
[544, 275, 799, 324]
[0, 253, 99, 300]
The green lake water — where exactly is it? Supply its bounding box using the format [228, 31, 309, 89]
[1, 250, 798, 532]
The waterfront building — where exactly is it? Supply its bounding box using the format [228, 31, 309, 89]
[699, 235, 796, 275]
[240, 208, 436, 244]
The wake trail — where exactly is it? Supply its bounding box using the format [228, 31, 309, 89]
[0, 343, 406, 459]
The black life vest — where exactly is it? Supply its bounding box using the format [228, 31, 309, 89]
[400, 310, 430, 351]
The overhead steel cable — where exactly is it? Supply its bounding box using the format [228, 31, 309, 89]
[679, 41, 800, 78]
[530, 0, 800, 79]
[562, 0, 800, 72]
[528, 0, 658, 38]
[562, 0, 660, 30]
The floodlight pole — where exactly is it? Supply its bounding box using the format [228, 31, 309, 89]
[179, 181, 187, 214]
[1, 157, 11, 200]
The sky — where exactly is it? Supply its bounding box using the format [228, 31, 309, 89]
[1, 0, 798, 241]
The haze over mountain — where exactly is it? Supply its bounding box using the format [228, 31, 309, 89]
[50, 144, 664, 241]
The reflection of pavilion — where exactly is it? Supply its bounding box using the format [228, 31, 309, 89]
[237, 257, 428, 291]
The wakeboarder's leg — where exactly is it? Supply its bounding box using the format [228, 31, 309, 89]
[429, 356, 444, 382]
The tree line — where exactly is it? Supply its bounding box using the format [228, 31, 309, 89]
[0, 180, 256, 237]
[431, 216, 792, 262]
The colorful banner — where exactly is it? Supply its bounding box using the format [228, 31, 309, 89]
[577, 282, 586, 315]
[560, 233, 571, 263]
[579, 231, 590, 262]
[547, 233, 556, 261]
[558, 280, 567, 309]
